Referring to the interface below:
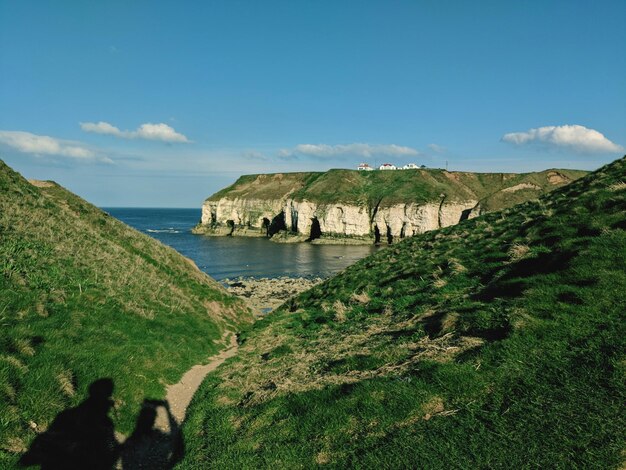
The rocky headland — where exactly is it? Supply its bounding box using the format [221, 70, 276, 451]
[193, 168, 587, 244]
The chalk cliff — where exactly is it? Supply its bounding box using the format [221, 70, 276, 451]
[194, 168, 587, 244]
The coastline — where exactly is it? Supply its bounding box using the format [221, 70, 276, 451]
[193, 225, 376, 245]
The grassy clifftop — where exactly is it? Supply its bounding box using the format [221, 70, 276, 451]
[0, 161, 252, 463]
[207, 167, 588, 209]
[183, 157, 625, 468]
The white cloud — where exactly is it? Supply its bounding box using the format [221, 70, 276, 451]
[278, 143, 419, 159]
[241, 150, 268, 161]
[502, 125, 623, 154]
[80, 121, 190, 143]
[80, 121, 122, 136]
[427, 143, 446, 154]
[134, 123, 189, 142]
[0, 130, 112, 163]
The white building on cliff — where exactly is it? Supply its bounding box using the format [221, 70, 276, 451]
[379, 163, 397, 170]
[357, 163, 374, 171]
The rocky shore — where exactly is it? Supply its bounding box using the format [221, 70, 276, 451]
[222, 276, 324, 315]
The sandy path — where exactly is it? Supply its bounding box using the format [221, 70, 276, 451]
[115, 332, 238, 468]
[155, 331, 238, 431]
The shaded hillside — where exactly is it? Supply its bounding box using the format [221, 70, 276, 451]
[0, 161, 252, 464]
[182, 157, 625, 468]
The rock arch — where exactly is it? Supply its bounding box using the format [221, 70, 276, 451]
[268, 212, 287, 237]
[226, 219, 235, 236]
[262, 217, 270, 236]
[373, 224, 381, 244]
[386, 225, 393, 245]
[307, 217, 322, 242]
[459, 208, 472, 222]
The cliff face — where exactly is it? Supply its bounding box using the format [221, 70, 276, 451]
[198, 197, 476, 241]
[284, 200, 478, 240]
[201, 197, 285, 236]
[195, 168, 587, 243]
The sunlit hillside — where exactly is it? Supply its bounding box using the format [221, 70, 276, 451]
[182, 157, 626, 468]
[0, 160, 252, 466]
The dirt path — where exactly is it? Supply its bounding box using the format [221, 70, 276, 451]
[155, 331, 238, 431]
[114, 332, 238, 468]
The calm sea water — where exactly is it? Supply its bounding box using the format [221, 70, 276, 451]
[104, 208, 378, 280]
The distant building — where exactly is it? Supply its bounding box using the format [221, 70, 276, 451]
[357, 163, 374, 171]
[379, 163, 397, 170]
[420, 164, 427, 169]
[402, 163, 419, 170]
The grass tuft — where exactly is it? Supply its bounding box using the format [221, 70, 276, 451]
[508, 243, 530, 261]
[57, 370, 76, 398]
[351, 291, 371, 305]
[333, 300, 348, 323]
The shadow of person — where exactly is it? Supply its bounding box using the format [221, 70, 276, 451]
[121, 399, 184, 469]
[19, 378, 119, 470]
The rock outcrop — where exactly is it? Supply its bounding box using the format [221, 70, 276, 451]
[196, 197, 478, 243]
[194, 168, 587, 244]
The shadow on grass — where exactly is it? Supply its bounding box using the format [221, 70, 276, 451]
[421, 310, 448, 338]
[121, 399, 185, 470]
[19, 379, 184, 470]
[475, 249, 577, 302]
[19, 378, 118, 469]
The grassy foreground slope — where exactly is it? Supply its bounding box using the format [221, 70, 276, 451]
[0, 161, 252, 463]
[207, 167, 587, 209]
[182, 157, 626, 469]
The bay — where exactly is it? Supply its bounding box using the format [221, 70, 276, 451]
[104, 208, 378, 280]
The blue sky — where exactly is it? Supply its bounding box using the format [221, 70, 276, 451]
[1, 0, 624, 207]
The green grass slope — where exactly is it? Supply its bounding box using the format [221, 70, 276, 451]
[0, 161, 252, 463]
[182, 157, 625, 469]
[207, 167, 587, 210]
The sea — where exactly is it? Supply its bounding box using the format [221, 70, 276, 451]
[104, 208, 378, 281]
